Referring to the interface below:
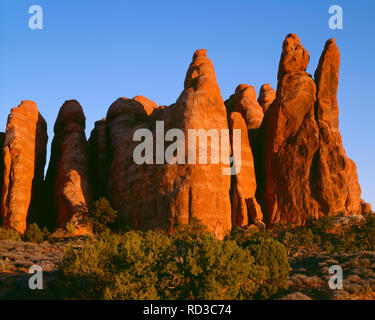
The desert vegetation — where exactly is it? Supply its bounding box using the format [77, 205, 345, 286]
[58, 218, 290, 300]
[275, 214, 375, 256]
[0, 197, 374, 300]
[53, 204, 375, 300]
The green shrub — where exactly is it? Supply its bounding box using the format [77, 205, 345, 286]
[226, 226, 259, 245]
[104, 230, 175, 300]
[227, 227, 290, 298]
[173, 217, 208, 240]
[23, 223, 49, 243]
[307, 214, 375, 252]
[272, 214, 375, 255]
[89, 197, 118, 234]
[277, 226, 319, 257]
[352, 214, 375, 250]
[59, 229, 172, 299]
[171, 232, 265, 299]
[241, 234, 290, 299]
[306, 215, 335, 234]
[278, 232, 304, 257]
[322, 241, 335, 254]
[0, 227, 22, 241]
[296, 228, 317, 247]
[58, 225, 289, 300]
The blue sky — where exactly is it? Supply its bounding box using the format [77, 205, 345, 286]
[0, 0, 374, 208]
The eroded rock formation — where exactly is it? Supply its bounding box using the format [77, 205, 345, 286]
[314, 39, 361, 216]
[262, 34, 320, 226]
[260, 34, 364, 227]
[44, 100, 91, 234]
[0, 132, 5, 226]
[108, 49, 232, 238]
[277, 33, 310, 80]
[107, 96, 158, 158]
[233, 84, 264, 133]
[258, 83, 276, 113]
[1, 101, 47, 233]
[229, 112, 263, 227]
[88, 119, 109, 200]
[0, 34, 369, 236]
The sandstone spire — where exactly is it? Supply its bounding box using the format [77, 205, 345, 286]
[88, 119, 109, 200]
[262, 34, 320, 226]
[0, 132, 5, 226]
[258, 83, 276, 113]
[108, 49, 232, 238]
[1, 101, 47, 233]
[233, 84, 264, 133]
[44, 100, 92, 234]
[314, 39, 361, 215]
[277, 33, 310, 80]
[229, 112, 263, 227]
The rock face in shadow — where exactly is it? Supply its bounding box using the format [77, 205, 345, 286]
[258, 83, 276, 113]
[1, 101, 47, 233]
[314, 39, 361, 216]
[262, 34, 320, 226]
[88, 119, 109, 200]
[229, 112, 263, 228]
[44, 100, 91, 234]
[108, 49, 232, 239]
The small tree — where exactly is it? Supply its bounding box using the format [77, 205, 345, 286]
[0, 228, 22, 241]
[23, 223, 49, 243]
[89, 197, 118, 234]
[242, 234, 290, 299]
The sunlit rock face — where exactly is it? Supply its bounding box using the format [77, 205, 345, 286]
[107, 49, 232, 239]
[1, 101, 47, 233]
[0, 34, 367, 237]
[314, 39, 361, 216]
[262, 34, 321, 226]
[258, 83, 276, 113]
